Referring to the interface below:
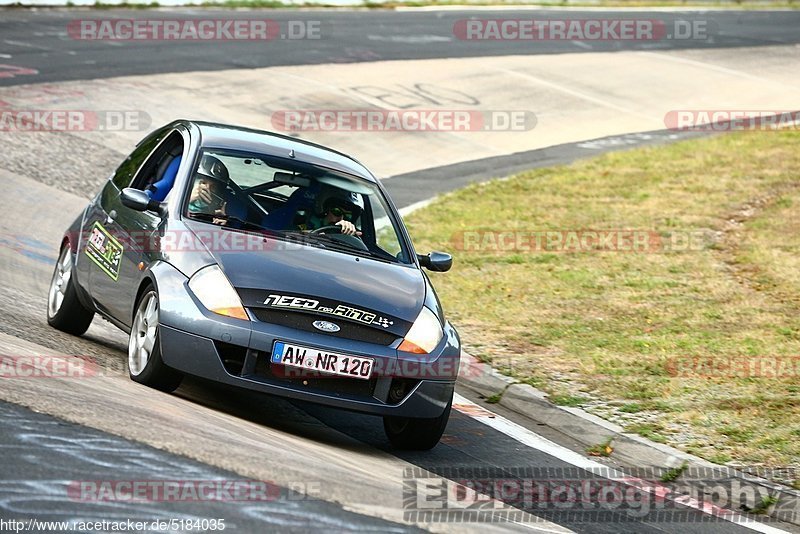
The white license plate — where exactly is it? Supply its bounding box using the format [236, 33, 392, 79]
[271, 341, 374, 380]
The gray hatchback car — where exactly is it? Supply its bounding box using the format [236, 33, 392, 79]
[47, 120, 460, 450]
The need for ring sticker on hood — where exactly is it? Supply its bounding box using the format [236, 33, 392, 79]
[239, 290, 411, 335]
[263, 294, 394, 328]
[85, 221, 123, 281]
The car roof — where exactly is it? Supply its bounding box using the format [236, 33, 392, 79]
[180, 120, 377, 183]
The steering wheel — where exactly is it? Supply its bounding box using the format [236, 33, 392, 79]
[309, 225, 369, 251]
[310, 225, 343, 235]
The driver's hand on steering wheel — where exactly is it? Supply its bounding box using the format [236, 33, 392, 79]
[336, 220, 360, 236]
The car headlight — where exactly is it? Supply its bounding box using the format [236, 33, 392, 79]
[398, 306, 443, 354]
[188, 265, 248, 321]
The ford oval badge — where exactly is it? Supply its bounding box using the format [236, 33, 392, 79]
[313, 320, 340, 333]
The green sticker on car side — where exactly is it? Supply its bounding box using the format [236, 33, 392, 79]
[85, 221, 123, 281]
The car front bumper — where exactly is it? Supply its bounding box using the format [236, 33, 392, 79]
[152, 262, 459, 418]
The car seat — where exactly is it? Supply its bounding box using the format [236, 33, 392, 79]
[147, 155, 182, 202]
[223, 188, 249, 221]
[261, 182, 321, 230]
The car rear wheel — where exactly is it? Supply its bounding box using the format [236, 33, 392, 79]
[47, 244, 94, 335]
[383, 395, 452, 450]
[128, 287, 182, 392]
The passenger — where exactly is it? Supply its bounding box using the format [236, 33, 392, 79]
[187, 155, 229, 219]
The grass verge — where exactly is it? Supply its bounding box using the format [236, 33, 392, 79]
[12, 0, 800, 9]
[365, 0, 800, 8]
[406, 129, 800, 467]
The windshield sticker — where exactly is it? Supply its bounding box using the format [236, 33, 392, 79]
[263, 293, 395, 329]
[85, 221, 123, 281]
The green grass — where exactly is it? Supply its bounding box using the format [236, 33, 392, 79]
[619, 402, 644, 413]
[660, 461, 689, 482]
[485, 392, 503, 403]
[550, 394, 586, 407]
[587, 437, 614, 457]
[12, 0, 799, 9]
[366, 0, 800, 7]
[749, 495, 779, 515]
[406, 129, 800, 467]
[625, 422, 669, 443]
[709, 452, 733, 464]
[91, 0, 160, 7]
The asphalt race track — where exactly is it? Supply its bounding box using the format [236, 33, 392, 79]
[0, 10, 799, 86]
[0, 8, 798, 534]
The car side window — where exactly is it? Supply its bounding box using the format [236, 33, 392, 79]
[130, 131, 185, 193]
[367, 197, 404, 260]
[111, 128, 168, 190]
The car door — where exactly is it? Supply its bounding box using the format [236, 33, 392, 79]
[84, 126, 172, 325]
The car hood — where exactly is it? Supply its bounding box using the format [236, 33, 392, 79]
[185, 221, 424, 332]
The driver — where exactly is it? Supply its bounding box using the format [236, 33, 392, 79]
[304, 194, 361, 236]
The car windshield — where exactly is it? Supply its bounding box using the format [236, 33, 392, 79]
[183, 148, 413, 265]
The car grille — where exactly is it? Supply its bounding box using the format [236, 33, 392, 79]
[211, 343, 419, 405]
[255, 351, 377, 400]
[215, 341, 248, 375]
[249, 308, 398, 346]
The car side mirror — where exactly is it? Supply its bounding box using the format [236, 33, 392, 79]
[121, 188, 166, 216]
[418, 251, 452, 272]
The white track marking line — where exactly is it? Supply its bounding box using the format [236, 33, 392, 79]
[634, 51, 795, 89]
[452, 393, 790, 534]
[3, 40, 51, 51]
[497, 68, 660, 122]
[397, 197, 435, 213]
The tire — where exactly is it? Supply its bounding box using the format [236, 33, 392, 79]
[47, 244, 95, 335]
[383, 395, 453, 450]
[128, 286, 182, 393]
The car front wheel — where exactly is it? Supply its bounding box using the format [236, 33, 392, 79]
[383, 395, 452, 450]
[128, 286, 182, 392]
[47, 244, 94, 335]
